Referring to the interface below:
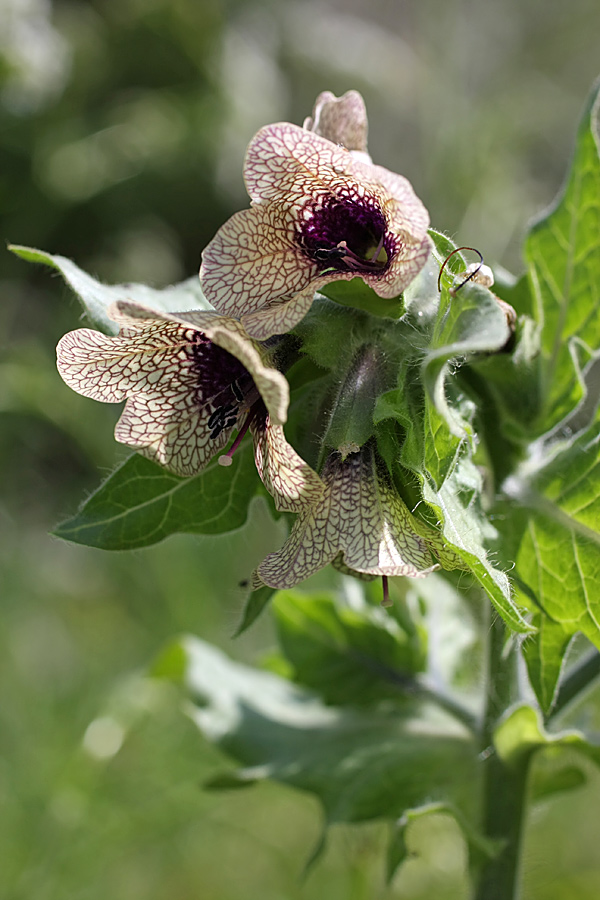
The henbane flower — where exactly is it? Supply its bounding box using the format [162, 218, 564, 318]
[56, 301, 323, 511]
[253, 441, 462, 591]
[200, 90, 431, 340]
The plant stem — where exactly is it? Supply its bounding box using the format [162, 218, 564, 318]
[473, 615, 531, 900]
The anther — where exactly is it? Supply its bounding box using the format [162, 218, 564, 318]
[218, 402, 260, 467]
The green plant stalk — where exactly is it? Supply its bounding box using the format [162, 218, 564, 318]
[473, 615, 531, 900]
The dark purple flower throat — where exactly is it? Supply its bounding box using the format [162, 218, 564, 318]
[188, 333, 255, 440]
[300, 196, 390, 275]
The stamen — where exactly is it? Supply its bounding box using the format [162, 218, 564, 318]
[301, 196, 389, 275]
[218, 412, 252, 467]
[314, 243, 348, 262]
[231, 379, 245, 403]
[208, 403, 238, 440]
[218, 398, 262, 467]
[380, 575, 392, 608]
[335, 239, 386, 272]
[369, 232, 385, 262]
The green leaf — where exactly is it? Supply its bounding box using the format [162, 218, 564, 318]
[293, 295, 372, 373]
[530, 756, 587, 802]
[467, 314, 542, 442]
[375, 370, 469, 492]
[422, 278, 511, 440]
[525, 79, 600, 432]
[423, 454, 531, 633]
[270, 589, 425, 706]
[386, 816, 410, 882]
[319, 277, 404, 319]
[320, 344, 389, 454]
[172, 636, 479, 826]
[375, 233, 510, 492]
[492, 271, 533, 318]
[494, 704, 600, 771]
[522, 615, 573, 714]
[9, 244, 213, 334]
[387, 804, 499, 884]
[54, 444, 261, 549]
[508, 418, 600, 654]
[233, 584, 276, 637]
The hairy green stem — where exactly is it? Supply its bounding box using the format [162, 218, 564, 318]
[473, 615, 530, 900]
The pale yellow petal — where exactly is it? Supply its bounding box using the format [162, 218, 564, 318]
[114, 392, 232, 476]
[240, 284, 318, 340]
[370, 232, 433, 299]
[243, 122, 357, 205]
[256, 444, 439, 589]
[56, 323, 191, 404]
[303, 90, 370, 157]
[200, 204, 314, 317]
[111, 301, 289, 426]
[354, 160, 430, 234]
[57, 302, 289, 477]
[331, 554, 377, 581]
[252, 419, 325, 512]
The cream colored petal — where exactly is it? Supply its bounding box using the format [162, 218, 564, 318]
[370, 233, 433, 299]
[202, 318, 289, 425]
[303, 90, 370, 157]
[328, 446, 439, 576]
[200, 204, 315, 318]
[252, 419, 325, 512]
[111, 301, 289, 426]
[56, 323, 192, 403]
[256, 444, 439, 589]
[240, 283, 318, 340]
[255, 488, 337, 589]
[331, 554, 377, 581]
[356, 161, 431, 234]
[242, 125, 431, 304]
[56, 304, 288, 477]
[114, 392, 233, 476]
[243, 122, 357, 204]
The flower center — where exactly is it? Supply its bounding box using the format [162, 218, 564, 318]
[188, 333, 255, 439]
[300, 197, 389, 275]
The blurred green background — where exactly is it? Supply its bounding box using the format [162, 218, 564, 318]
[2, 0, 600, 897]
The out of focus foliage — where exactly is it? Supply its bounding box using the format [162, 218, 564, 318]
[4, 1, 600, 899]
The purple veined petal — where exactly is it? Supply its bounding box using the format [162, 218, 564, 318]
[352, 159, 430, 233]
[252, 416, 325, 513]
[243, 122, 357, 205]
[56, 300, 290, 477]
[200, 204, 316, 317]
[240, 283, 320, 341]
[200, 96, 433, 334]
[369, 231, 432, 299]
[111, 301, 290, 427]
[254, 444, 442, 590]
[303, 89, 370, 158]
[113, 388, 237, 475]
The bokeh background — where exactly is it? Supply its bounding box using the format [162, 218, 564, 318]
[2, 1, 600, 897]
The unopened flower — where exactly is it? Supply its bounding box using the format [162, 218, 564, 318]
[253, 442, 460, 590]
[200, 92, 431, 339]
[56, 301, 321, 512]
